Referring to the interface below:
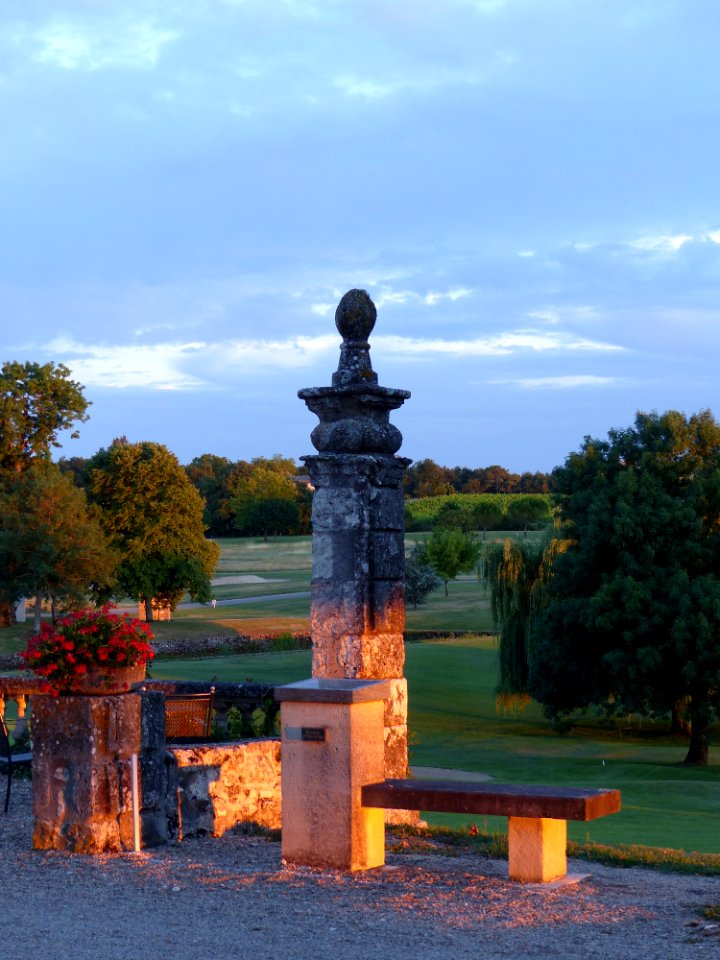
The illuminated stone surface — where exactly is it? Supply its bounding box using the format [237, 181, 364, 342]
[277, 679, 390, 870]
[298, 290, 413, 816]
[508, 816, 567, 883]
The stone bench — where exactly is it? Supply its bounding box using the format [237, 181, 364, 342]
[361, 778, 621, 883]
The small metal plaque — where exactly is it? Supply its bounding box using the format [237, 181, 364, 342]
[301, 727, 326, 742]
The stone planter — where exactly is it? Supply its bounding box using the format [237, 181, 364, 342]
[61, 663, 147, 696]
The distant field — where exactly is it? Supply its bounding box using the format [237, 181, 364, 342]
[0, 534, 505, 652]
[151, 636, 720, 855]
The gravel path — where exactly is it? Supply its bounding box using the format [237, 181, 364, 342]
[2, 781, 719, 959]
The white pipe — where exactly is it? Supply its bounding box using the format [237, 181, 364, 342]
[130, 752, 141, 853]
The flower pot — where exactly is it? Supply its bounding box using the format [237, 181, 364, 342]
[62, 663, 147, 696]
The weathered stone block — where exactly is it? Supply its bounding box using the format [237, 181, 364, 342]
[312, 487, 367, 531]
[31, 692, 167, 853]
[383, 678, 408, 727]
[369, 487, 404, 530]
[369, 530, 405, 579]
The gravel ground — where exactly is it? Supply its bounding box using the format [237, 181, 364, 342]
[2, 780, 720, 960]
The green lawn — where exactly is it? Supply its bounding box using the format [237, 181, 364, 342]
[151, 635, 720, 855]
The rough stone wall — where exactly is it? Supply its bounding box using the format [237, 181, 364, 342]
[31, 691, 168, 853]
[167, 738, 281, 839]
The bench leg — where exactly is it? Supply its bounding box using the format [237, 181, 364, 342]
[507, 816, 567, 882]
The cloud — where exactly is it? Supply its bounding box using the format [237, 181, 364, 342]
[47, 338, 206, 390]
[491, 375, 616, 389]
[376, 330, 624, 357]
[627, 234, 693, 255]
[33, 19, 178, 71]
[424, 287, 472, 305]
[42, 323, 624, 393]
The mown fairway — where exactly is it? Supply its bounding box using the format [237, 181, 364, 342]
[151, 635, 720, 855]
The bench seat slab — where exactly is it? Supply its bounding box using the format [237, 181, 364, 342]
[361, 779, 621, 821]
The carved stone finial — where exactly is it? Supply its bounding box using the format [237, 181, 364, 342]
[335, 289, 377, 342]
[333, 289, 378, 386]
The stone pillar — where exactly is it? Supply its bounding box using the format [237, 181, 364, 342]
[276, 678, 390, 870]
[31, 691, 168, 853]
[299, 290, 412, 808]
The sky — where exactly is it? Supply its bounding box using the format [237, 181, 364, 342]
[2, 0, 719, 474]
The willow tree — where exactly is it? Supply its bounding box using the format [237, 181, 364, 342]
[485, 537, 568, 709]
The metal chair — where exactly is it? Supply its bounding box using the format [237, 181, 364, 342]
[164, 687, 215, 743]
[1, 714, 32, 814]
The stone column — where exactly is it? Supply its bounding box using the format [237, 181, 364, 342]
[299, 289, 412, 804]
[32, 691, 168, 853]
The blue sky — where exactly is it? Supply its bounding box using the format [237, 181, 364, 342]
[2, 0, 719, 473]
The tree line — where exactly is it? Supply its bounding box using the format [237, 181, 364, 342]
[404, 459, 552, 497]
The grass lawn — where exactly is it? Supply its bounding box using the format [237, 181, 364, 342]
[151, 635, 720, 855]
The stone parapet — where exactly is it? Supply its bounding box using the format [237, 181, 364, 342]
[167, 738, 281, 838]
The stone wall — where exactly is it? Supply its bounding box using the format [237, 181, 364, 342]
[167, 738, 281, 838]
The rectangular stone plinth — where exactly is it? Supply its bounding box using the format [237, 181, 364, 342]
[278, 680, 388, 871]
[31, 692, 168, 854]
[508, 816, 567, 883]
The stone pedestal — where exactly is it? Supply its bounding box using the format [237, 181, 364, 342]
[31, 691, 168, 853]
[299, 290, 413, 814]
[276, 679, 390, 871]
[508, 816, 567, 883]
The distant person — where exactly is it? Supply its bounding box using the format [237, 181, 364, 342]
[211, 598, 217, 609]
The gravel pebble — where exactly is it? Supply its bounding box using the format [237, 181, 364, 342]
[2, 780, 719, 959]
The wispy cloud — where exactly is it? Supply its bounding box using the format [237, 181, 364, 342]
[377, 330, 624, 357]
[627, 234, 692, 255]
[47, 338, 206, 390]
[33, 20, 178, 71]
[44, 325, 624, 392]
[491, 375, 615, 390]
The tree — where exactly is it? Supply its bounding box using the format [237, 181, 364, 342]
[471, 498, 504, 539]
[87, 440, 220, 621]
[230, 457, 303, 537]
[529, 410, 720, 765]
[184, 454, 239, 536]
[418, 528, 481, 596]
[505, 494, 553, 537]
[404, 545, 442, 609]
[0, 361, 90, 477]
[0, 463, 117, 629]
[485, 537, 568, 708]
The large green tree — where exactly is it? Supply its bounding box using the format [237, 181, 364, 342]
[87, 440, 220, 620]
[0, 361, 90, 477]
[230, 456, 305, 537]
[529, 410, 720, 765]
[418, 528, 481, 596]
[0, 463, 117, 629]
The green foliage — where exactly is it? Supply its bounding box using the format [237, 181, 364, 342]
[418, 528, 481, 595]
[404, 545, 442, 608]
[0, 361, 90, 477]
[484, 537, 569, 707]
[0, 462, 116, 628]
[230, 456, 308, 537]
[87, 439, 220, 619]
[530, 409, 720, 765]
[184, 454, 239, 536]
[224, 700, 278, 739]
[404, 493, 553, 532]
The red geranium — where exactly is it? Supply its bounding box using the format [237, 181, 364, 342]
[21, 605, 155, 695]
